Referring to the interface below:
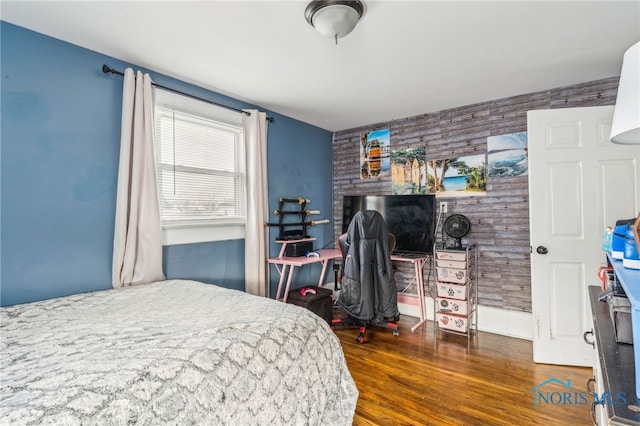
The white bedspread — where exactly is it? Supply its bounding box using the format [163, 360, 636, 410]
[0, 280, 358, 425]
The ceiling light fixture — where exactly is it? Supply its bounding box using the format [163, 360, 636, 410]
[610, 41, 639, 145]
[305, 0, 365, 45]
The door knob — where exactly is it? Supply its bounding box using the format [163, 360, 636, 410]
[536, 246, 548, 255]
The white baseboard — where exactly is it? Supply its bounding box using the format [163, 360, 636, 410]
[323, 284, 533, 341]
[399, 296, 533, 340]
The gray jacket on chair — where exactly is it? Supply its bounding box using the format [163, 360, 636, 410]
[337, 210, 399, 322]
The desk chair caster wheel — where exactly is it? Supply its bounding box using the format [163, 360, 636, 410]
[393, 329, 399, 337]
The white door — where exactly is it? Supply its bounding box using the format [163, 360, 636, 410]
[528, 105, 640, 366]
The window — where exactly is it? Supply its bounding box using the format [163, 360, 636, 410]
[154, 89, 246, 245]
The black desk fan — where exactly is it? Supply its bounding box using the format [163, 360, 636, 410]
[443, 214, 471, 249]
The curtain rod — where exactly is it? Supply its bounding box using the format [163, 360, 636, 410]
[102, 64, 274, 123]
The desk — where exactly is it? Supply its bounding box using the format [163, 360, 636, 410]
[391, 254, 430, 332]
[268, 248, 341, 302]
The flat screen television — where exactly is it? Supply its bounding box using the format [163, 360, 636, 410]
[342, 194, 437, 255]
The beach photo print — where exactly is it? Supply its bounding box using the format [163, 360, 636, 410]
[426, 154, 486, 197]
[487, 131, 528, 178]
[360, 128, 391, 179]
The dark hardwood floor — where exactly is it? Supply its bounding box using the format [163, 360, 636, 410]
[333, 314, 593, 426]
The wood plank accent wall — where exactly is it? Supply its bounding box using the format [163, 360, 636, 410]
[332, 77, 619, 313]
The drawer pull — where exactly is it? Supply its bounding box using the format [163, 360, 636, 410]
[583, 329, 595, 348]
[590, 399, 602, 426]
[586, 377, 596, 396]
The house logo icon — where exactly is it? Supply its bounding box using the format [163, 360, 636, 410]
[530, 378, 588, 408]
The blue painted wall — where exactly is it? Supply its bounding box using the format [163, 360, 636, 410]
[0, 21, 334, 306]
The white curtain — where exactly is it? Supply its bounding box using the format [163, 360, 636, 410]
[243, 110, 269, 297]
[112, 68, 166, 288]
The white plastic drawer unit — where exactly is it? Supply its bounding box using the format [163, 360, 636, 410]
[435, 250, 467, 262]
[436, 282, 471, 301]
[436, 266, 469, 284]
[436, 295, 474, 316]
[433, 244, 478, 346]
[436, 258, 468, 269]
[436, 312, 471, 332]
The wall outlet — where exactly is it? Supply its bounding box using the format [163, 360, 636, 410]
[440, 201, 448, 213]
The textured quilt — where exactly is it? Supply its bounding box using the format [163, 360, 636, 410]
[0, 280, 358, 425]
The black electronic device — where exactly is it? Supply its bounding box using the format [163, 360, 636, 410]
[342, 194, 436, 255]
[284, 240, 314, 257]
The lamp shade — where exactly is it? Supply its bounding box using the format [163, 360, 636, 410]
[305, 1, 364, 41]
[610, 41, 640, 145]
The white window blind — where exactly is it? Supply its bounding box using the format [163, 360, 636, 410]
[153, 89, 246, 243]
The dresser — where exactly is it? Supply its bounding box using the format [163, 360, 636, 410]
[587, 274, 640, 425]
[434, 244, 477, 346]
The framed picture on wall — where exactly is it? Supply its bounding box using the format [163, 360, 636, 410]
[426, 154, 486, 197]
[360, 129, 390, 179]
[390, 146, 426, 194]
[487, 131, 528, 178]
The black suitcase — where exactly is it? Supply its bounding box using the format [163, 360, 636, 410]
[287, 286, 333, 325]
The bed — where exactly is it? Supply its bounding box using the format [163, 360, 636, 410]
[0, 280, 358, 425]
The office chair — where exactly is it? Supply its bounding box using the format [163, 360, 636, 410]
[332, 210, 400, 343]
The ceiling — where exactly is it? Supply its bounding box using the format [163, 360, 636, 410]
[1, 1, 639, 132]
